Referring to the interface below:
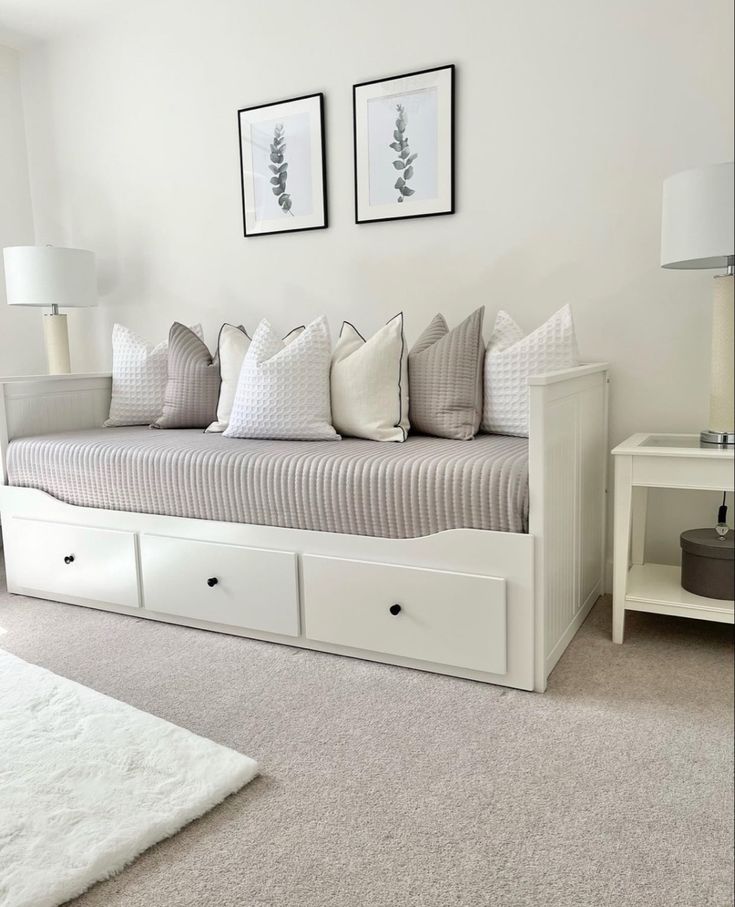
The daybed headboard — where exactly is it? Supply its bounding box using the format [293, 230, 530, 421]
[0, 374, 112, 485]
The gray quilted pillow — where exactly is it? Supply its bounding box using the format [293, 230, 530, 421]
[408, 307, 485, 440]
[152, 323, 221, 429]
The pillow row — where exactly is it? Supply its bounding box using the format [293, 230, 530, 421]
[105, 304, 578, 440]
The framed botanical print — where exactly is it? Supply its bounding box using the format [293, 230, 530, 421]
[353, 65, 455, 224]
[238, 92, 328, 237]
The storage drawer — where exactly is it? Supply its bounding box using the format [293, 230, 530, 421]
[4, 517, 139, 608]
[140, 534, 299, 637]
[302, 555, 506, 674]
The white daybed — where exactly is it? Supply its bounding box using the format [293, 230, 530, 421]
[0, 364, 609, 692]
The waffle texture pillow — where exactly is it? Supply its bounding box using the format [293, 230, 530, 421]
[481, 304, 579, 437]
[105, 323, 203, 427]
[153, 323, 221, 429]
[224, 316, 339, 441]
[408, 307, 485, 440]
[330, 314, 409, 442]
[206, 324, 250, 433]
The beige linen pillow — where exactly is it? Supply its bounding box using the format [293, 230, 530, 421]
[330, 313, 409, 442]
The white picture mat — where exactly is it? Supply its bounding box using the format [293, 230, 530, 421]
[367, 87, 438, 206]
[240, 95, 325, 234]
[251, 112, 314, 220]
[355, 67, 453, 221]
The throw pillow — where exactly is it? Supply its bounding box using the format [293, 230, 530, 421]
[224, 315, 339, 441]
[408, 307, 485, 440]
[105, 322, 203, 427]
[330, 313, 409, 442]
[206, 324, 250, 433]
[152, 323, 221, 429]
[481, 304, 579, 437]
[282, 325, 305, 345]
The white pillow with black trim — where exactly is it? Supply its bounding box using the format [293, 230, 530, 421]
[206, 324, 250, 433]
[224, 316, 339, 441]
[330, 313, 409, 442]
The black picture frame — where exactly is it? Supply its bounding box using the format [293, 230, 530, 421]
[237, 92, 328, 237]
[352, 64, 455, 225]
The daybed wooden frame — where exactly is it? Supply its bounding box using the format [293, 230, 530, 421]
[0, 364, 609, 691]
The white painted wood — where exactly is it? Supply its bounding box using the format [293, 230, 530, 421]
[545, 580, 601, 676]
[0, 485, 536, 690]
[612, 432, 735, 460]
[0, 485, 533, 578]
[0, 364, 609, 692]
[0, 373, 112, 483]
[3, 516, 139, 608]
[600, 374, 611, 597]
[630, 486, 648, 566]
[612, 455, 633, 643]
[302, 555, 507, 674]
[633, 456, 733, 491]
[5, 592, 524, 688]
[626, 563, 734, 623]
[527, 362, 609, 385]
[140, 533, 299, 637]
[529, 363, 609, 687]
[611, 433, 735, 643]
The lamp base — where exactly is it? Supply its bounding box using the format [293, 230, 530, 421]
[705, 274, 734, 440]
[700, 429, 735, 446]
[43, 312, 71, 374]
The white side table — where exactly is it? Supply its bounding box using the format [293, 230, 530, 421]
[611, 433, 734, 643]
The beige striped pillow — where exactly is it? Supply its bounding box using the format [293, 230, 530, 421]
[152, 323, 220, 429]
[408, 307, 485, 440]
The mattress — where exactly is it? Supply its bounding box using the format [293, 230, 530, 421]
[5, 428, 529, 539]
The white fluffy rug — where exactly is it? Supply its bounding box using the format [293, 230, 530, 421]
[0, 649, 258, 907]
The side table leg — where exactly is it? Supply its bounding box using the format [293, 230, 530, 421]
[612, 456, 633, 643]
[631, 486, 648, 566]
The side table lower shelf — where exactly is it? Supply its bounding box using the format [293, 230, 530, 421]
[625, 563, 735, 624]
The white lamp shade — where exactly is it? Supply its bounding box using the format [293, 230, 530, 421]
[660, 162, 734, 269]
[3, 246, 97, 307]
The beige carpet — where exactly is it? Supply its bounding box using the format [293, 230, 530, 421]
[0, 556, 732, 907]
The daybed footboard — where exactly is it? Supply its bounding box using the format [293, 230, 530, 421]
[529, 363, 609, 688]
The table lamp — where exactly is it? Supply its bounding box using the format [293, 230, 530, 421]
[2, 245, 97, 375]
[661, 161, 734, 445]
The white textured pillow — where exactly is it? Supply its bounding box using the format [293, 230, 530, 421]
[330, 314, 409, 442]
[224, 316, 339, 441]
[206, 324, 250, 433]
[481, 304, 579, 437]
[105, 323, 202, 427]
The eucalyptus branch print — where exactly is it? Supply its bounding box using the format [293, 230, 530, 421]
[269, 123, 293, 215]
[390, 104, 418, 203]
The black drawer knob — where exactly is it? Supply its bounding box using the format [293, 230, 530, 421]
[389, 603, 402, 616]
[64, 555, 75, 565]
[207, 577, 219, 587]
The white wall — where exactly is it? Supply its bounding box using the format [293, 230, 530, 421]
[0, 44, 43, 374]
[16, 0, 735, 562]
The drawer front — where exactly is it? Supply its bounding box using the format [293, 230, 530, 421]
[140, 534, 299, 637]
[5, 517, 139, 608]
[302, 555, 506, 674]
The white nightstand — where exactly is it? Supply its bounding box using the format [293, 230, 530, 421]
[611, 433, 735, 643]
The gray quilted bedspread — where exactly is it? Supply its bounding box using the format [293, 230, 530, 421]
[6, 428, 529, 538]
